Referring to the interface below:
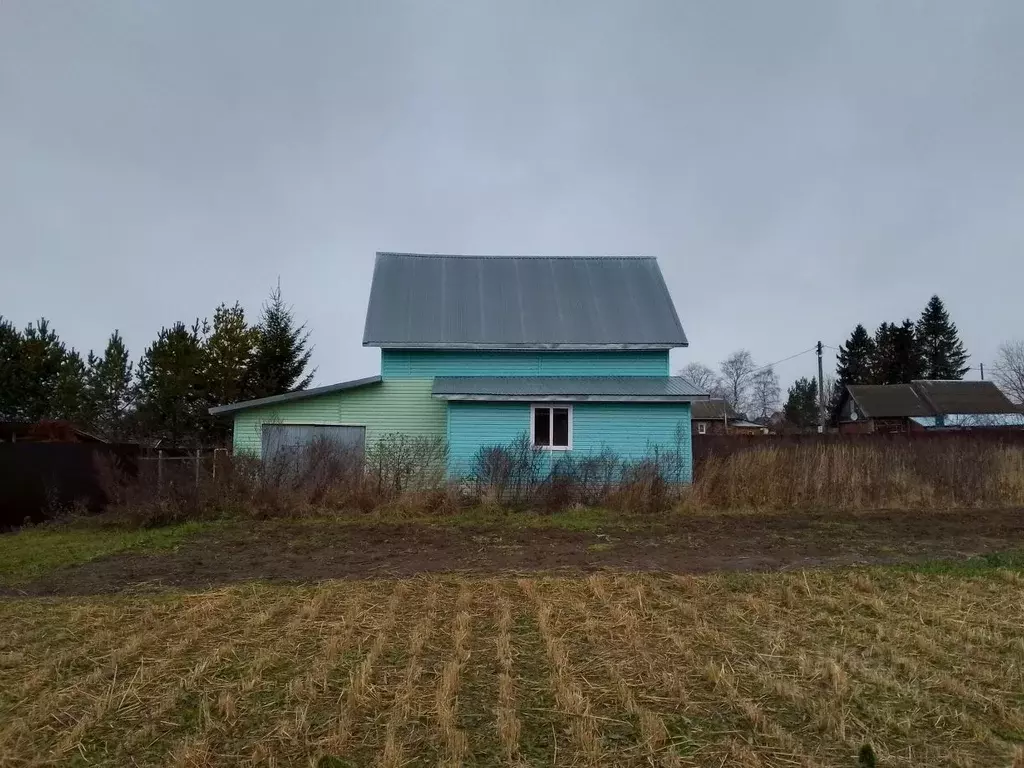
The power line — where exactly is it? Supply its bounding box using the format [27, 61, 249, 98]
[744, 347, 817, 377]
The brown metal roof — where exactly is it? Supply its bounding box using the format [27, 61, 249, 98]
[846, 384, 932, 418]
[912, 380, 1018, 415]
[846, 380, 1018, 419]
[691, 399, 739, 420]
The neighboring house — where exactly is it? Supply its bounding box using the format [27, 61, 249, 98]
[691, 400, 767, 435]
[210, 253, 708, 480]
[836, 380, 1024, 433]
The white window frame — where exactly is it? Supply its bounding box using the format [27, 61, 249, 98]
[531, 403, 573, 451]
[697, 422, 707, 435]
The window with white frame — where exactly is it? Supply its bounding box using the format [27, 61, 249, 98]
[531, 404, 572, 449]
[697, 422, 707, 435]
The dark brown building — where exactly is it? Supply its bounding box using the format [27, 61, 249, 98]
[836, 380, 1023, 433]
[691, 399, 768, 435]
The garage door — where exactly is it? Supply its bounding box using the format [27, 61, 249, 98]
[261, 424, 366, 465]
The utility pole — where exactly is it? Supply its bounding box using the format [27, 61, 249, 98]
[817, 341, 825, 433]
[980, 362, 985, 380]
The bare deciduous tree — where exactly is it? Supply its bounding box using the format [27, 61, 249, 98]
[719, 350, 756, 414]
[676, 362, 719, 393]
[994, 341, 1024, 404]
[822, 375, 838, 415]
[749, 366, 780, 421]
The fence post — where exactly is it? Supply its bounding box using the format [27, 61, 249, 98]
[157, 449, 164, 491]
[195, 448, 201, 491]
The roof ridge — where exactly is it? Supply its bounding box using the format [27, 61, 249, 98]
[376, 252, 654, 261]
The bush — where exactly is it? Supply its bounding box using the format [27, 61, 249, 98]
[91, 432, 1024, 525]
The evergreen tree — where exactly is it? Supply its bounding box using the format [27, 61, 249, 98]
[52, 349, 91, 423]
[784, 377, 819, 429]
[871, 322, 895, 383]
[0, 317, 25, 420]
[204, 303, 259, 441]
[86, 331, 135, 439]
[916, 295, 969, 379]
[19, 319, 68, 421]
[135, 321, 208, 447]
[873, 319, 924, 384]
[249, 285, 315, 398]
[830, 324, 876, 421]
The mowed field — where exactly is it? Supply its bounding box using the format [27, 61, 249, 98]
[3, 567, 1024, 767]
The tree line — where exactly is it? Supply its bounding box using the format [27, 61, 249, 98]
[0, 286, 314, 446]
[679, 295, 974, 430]
[826, 294, 969, 422]
[677, 352, 782, 422]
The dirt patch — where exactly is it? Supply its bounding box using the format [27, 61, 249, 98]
[4, 509, 1023, 596]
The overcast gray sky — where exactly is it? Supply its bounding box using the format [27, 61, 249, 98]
[2, 1, 1022, 390]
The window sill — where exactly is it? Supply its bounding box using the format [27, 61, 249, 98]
[532, 445, 572, 451]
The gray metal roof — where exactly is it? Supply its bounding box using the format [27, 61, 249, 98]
[208, 376, 381, 416]
[362, 252, 688, 350]
[432, 376, 708, 402]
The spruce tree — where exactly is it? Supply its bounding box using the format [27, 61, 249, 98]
[873, 319, 924, 384]
[831, 324, 876, 420]
[916, 295, 969, 379]
[783, 377, 819, 429]
[86, 331, 135, 439]
[249, 285, 315, 398]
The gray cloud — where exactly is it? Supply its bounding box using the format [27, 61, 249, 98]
[3, 1, 1022, 389]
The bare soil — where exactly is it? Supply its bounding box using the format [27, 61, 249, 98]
[5, 509, 1023, 596]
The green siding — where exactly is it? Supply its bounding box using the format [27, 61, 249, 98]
[381, 350, 669, 378]
[447, 401, 692, 481]
[231, 379, 445, 458]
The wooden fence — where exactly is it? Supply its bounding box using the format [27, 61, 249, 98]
[0, 443, 140, 528]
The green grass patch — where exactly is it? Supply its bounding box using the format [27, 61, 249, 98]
[0, 522, 212, 584]
[896, 549, 1024, 576]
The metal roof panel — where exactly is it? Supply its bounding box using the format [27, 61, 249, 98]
[363, 253, 688, 349]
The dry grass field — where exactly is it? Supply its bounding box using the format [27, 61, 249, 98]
[3, 566, 1024, 767]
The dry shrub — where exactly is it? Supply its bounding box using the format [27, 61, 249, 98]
[94, 432, 1024, 524]
[471, 434, 687, 514]
[365, 434, 449, 498]
[687, 439, 1024, 511]
[470, 434, 545, 508]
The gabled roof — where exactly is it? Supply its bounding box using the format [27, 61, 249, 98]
[690, 399, 740, 420]
[911, 380, 1018, 415]
[362, 253, 688, 350]
[208, 376, 381, 416]
[432, 376, 707, 402]
[845, 380, 1017, 419]
[846, 384, 932, 419]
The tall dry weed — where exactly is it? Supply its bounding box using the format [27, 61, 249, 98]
[688, 440, 1024, 511]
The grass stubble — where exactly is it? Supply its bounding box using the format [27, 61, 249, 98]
[1, 564, 1023, 767]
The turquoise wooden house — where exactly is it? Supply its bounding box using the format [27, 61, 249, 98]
[210, 253, 707, 480]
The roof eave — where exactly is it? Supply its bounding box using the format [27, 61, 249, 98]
[433, 393, 709, 403]
[208, 376, 382, 416]
[366, 342, 686, 350]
